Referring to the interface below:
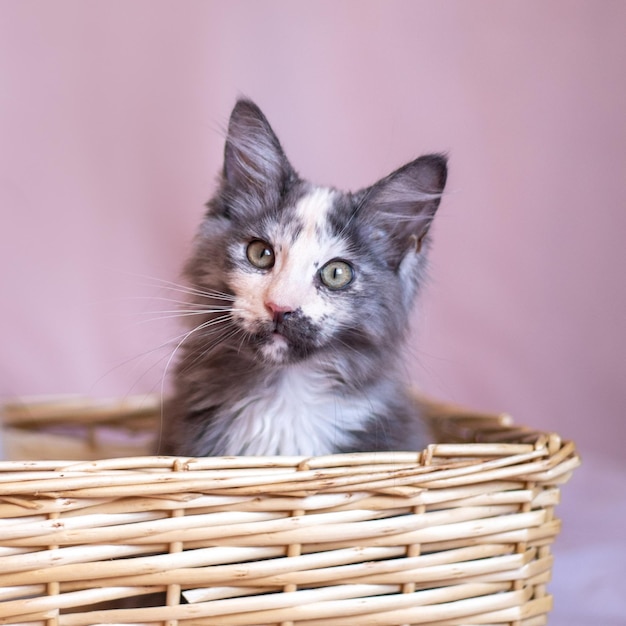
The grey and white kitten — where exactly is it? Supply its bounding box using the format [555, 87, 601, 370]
[162, 99, 447, 457]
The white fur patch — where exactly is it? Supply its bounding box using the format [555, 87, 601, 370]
[219, 362, 376, 456]
[295, 187, 336, 241]
[259, 332, 289, 362]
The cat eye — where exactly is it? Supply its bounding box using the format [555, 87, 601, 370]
[320, 260, 354, 290]
[246, 240, 275, 269]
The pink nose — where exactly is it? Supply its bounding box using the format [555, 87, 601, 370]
[265, 301, 293, 323]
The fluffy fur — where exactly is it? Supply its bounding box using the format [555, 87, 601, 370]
[162, 99, 447, 457]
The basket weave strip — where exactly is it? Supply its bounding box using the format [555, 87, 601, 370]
[0, 395, 579, 626]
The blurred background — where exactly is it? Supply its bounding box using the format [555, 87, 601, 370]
[1, 2, 624, 623]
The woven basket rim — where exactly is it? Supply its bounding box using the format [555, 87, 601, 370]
[0, 393, 580, 626]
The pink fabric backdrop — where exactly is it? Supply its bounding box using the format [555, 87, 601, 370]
[1, 3, 625, 622]
[2, 0, 623, 457]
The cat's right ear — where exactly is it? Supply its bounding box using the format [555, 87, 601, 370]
[219, 99, 294, 218]
[356, 154, 448, 268]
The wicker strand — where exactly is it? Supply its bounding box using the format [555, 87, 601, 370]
[46, 511, 60, 626]
[280, 458, 310, 626]
[165, 459, 186, 626]
[400, 446, 432, 626]
[510, 478, 535, 626]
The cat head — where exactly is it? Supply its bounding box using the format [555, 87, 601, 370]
[186, 99, 447, 366]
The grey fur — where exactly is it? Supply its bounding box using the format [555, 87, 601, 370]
[162, 99, 447, 456]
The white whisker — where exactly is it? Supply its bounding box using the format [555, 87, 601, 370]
[157, 315, 235, 449]
[124, 294, 235, 308]
[174, 325, 241, 377]
[377, 211, 433, 222]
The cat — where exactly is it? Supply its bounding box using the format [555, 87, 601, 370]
[161, 98, 447, 457]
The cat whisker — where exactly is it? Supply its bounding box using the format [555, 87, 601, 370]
[157, 315, 238, 441]
[234, 328, 252, 356]
[129, 311, 235, 327]
[89, 313, 234, 400]
[132, 306, 240, 319]
[124, 271, 237, 302]
[105, 268, 223, 300]
[125, 294, 236, 308]
[339, 184, 378, 237]
[170, 322, 244, 379]
[170, 286, 236, 302]
[377, 212, 434, 223]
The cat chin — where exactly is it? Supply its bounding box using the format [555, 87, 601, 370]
[258, 333, 291, 364]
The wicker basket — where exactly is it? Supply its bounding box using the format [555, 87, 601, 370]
[0, 393, 579, 626]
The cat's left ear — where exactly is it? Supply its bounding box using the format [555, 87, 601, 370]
[357, 154, 447, 268]
[220, 99, 295, 217]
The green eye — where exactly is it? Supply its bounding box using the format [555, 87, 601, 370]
[320, 260, 354, 290]
[246, 240, 275, 269]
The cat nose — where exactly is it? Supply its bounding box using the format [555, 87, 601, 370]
[265, 301, 293, 324]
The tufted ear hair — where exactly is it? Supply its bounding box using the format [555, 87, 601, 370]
[218, 99, 296, 219]
[356, 154, 447, 268]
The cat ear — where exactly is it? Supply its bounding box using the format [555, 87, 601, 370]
[221, 99, 294, 213]
[357, 154, 447, 267]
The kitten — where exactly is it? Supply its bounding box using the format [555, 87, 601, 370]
[162, 98, 447, 457]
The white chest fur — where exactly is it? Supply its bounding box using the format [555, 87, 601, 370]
[220, 363, 374, 456]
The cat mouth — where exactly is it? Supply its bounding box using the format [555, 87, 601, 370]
[268, 313, 291, 337]
[272, 324, 286, 337]
[271, 327, 291, 349]
[248, 313, 321, 360]
[251, 324, 289, 346]
[271, 313, 290, 334]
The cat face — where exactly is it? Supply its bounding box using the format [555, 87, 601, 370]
[225, 187, 369, 364]
[185, 99, 447, 367]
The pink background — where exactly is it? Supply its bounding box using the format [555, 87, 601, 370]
[1, 3, 625, 623]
